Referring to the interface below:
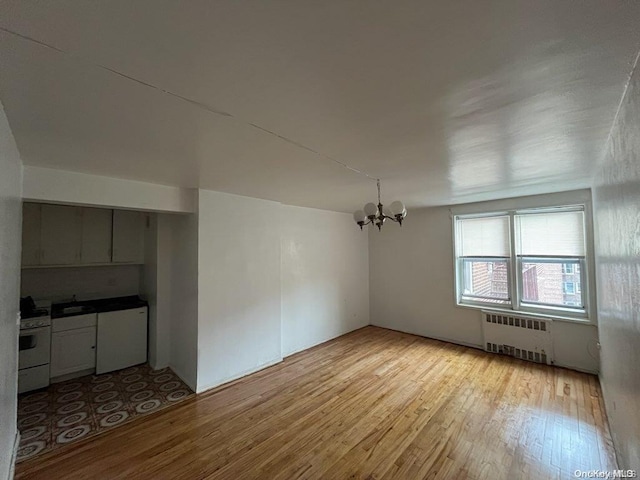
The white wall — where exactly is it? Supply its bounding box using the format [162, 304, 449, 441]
[0, 100, 22, 479]
[16, 168, 373, 395]
[369, 190, 600, 373]
[592, 59, 640, 469]
[21, 265, 141, 302]
[22, 165, 196, 213]
[152, 214, 173, 370]
[142, 213, 160, 368]
[369, 206, 483, 347]
[164, 212, 199, 390]
[281, 205, 369, 356]
[196, 190, 282, 393]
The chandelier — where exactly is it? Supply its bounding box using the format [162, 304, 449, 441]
[353, 179, 407, 231]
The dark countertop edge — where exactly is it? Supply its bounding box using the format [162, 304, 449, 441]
[51, 295, 148, 319]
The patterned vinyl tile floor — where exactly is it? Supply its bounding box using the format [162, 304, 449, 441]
[17, 364, 194, 462]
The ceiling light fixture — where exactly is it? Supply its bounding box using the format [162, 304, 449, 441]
[353, 179, 407, 231]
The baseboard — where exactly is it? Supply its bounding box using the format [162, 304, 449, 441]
[196, 357, 283, 394]
[552, 362, 598, 375]
[372, 325, 600, 375]
[598, 374, 622, 469]
[8, 430, 19, 480]
[168, 365, 197, 392]
[372, 325, 484, 351]
[282, 323, 370, 357]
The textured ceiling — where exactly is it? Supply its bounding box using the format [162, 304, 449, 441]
[0, 1, 638, 212]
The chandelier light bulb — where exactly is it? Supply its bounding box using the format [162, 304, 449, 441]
[363, 202, 378, 217]
[354, 179, 407, 231]
[389, 201, 406, 216]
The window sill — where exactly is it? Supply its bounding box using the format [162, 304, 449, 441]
[455, 302, 597, 326]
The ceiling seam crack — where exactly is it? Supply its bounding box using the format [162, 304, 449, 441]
[601, 46, 640, 161]
[0, 26, 379, 183]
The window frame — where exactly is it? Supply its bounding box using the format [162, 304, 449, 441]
[458, 257, 511, 306]
[519, 256, 585, 311]
[453, 203, 592, 322]
[563, 281, 575, 295]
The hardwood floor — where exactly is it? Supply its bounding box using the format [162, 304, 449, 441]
[16, 326, 617, 480]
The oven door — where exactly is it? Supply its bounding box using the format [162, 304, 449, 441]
[19, 326, 51, 369]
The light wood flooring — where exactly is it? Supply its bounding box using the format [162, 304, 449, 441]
[16, 326, 617, 480]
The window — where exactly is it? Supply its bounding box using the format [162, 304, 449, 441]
[454, 206, 589, 318]
[456, 215, 511, 305]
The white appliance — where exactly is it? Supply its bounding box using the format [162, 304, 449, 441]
[96, 306, 148, 374]
[18, 315, 51, 393]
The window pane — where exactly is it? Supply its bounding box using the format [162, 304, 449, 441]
[461, 259, 510, 303]
[521, 260, 583, 308]
[458, 216, 510, 257]
[516, 210, 585, 257]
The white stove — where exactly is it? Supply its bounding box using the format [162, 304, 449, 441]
[20, 314, 51, 330]
[18, 309, 52, 394]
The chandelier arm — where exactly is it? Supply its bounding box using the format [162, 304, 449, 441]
[354, 178, 405, 230]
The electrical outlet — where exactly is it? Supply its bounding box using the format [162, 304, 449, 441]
[107, 278, 117, 287]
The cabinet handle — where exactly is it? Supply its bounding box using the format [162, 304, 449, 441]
[91, 346, 95, 349]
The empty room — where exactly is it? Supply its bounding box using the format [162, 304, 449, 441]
[1, 1, 639, 479]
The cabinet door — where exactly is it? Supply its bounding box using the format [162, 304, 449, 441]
[21, 203, 41, 266]
[81, 207, 113, 264]
[97, 308, 148, 374]
[40, 205, 82, 265]
[50, 327, 97, 378]
[112, 210, 144, 263]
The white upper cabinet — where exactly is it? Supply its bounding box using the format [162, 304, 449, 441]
[112, 210, 145, 264]
[21, 203, 41, 266]
[80, 207, 113, 264]
[40, 205, 82, 265]
[20, 202, 145, 267]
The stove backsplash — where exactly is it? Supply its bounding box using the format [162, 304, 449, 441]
[21, 264, 142, 303]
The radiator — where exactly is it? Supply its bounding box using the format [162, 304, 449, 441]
[481, 311, 553, 365]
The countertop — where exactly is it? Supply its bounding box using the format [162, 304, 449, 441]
[51, 295, 148, 319]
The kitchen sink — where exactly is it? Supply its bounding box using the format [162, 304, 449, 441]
[61, 306, 92, 315]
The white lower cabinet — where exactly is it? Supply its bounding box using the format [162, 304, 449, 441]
[49, 308, 148, 378]
[51, 314, 97, 378]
